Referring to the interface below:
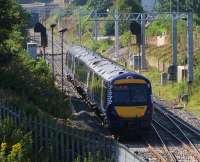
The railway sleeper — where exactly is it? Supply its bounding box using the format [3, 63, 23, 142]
[154, 120, 200, 161]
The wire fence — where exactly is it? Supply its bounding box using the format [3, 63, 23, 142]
[0, 100, 144, 162]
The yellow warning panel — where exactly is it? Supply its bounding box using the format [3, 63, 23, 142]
[114, 79, 146, 85]
[115, 106, 147, 118]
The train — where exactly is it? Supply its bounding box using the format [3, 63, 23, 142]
[66, 46, 153, 133]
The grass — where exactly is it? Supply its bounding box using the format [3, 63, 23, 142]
[142, 69, 182, 100]
[142, 68, 200, 117]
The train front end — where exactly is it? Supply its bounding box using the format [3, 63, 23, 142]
[107, 72, 153, 133]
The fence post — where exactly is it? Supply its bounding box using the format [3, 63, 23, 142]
[60, 125, 64, 162]
[74, 129, 80, 158]
[81, 130, 86, 161]
[71, 127, 75, 161]
[65, 126, 70, 162]
[39, 117, 43, 151]
[55, 123, 59, 161]
[44, 117, 48, 149]
[33, 116, 38, 159]
[49, 119, 55, 162]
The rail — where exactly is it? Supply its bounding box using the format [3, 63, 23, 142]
[153, 103, 200, 161]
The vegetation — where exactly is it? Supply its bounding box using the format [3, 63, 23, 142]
[0, 1, 112, 161]
[156, 0, 200, 24]
[0, 119, 32, 162]
[0, 0, 71, 118]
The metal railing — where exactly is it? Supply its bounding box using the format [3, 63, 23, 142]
[0, 100, 144, 162]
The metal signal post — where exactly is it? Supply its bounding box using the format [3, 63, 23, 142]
[51, 23, 57, 82]
[59, 28, 68, 95]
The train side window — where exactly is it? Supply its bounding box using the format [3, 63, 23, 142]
[93, 74, 102, 106]
[87, 71, 94, 99]
[78, 61, 87, 83]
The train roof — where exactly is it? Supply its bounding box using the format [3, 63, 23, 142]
[68, 46, 143, 81]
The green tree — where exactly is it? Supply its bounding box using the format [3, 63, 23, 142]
[104, 20, 115, 36]
[87, 0, 113, 12]
[105, 0, 143, 35]
[114, 0, 143, 12]
[120, 31, 132, 47]
[156, 0, 200, 24]
[0, 0, 26, 44]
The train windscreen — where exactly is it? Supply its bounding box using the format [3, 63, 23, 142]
[112, 84, 148, 105]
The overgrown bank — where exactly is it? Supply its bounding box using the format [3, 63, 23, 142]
[0, 0, 72, 161]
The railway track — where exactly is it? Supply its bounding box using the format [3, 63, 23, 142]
[50, 56, 200, 161]
[44, 33, 200, 161]
[124, 102, 200, 162]
[153, 103, 200, 161]
[126, 123, 178, 162]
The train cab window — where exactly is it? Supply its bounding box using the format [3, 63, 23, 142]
[130, 84, 148, 103]
[112, 84, 148, 105]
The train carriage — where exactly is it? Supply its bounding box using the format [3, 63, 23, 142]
[66, 46, 153, 133]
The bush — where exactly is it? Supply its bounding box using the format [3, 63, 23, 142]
[0, 46, 71, 118]
[0, 119, 32, 162]
[120, 31, 132, 48]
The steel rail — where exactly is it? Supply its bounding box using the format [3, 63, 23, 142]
[153, 120, 200, 161]
[151, 124, 177, 162]
[154, 104, 200, 156]
[155, 102, 200, 137]
[147, 144, 167, 162]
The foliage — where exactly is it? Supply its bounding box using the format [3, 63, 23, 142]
[0, 0, 71, 118]
[0, 119, 32, 162]
[0, 0, 28, 44]
[194, 49, 200, 86]
[82, 31, 112, 53]
[87, 0, 113, 12]
[113, 0, 143, 12]
[0, 50, 71, 118]
[120, 31, 132, 47]
[156, 0, 200, 24]
[142, 68, 187, 100]
[146, 18, 169, 36]
[104, 20, 115, 36]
